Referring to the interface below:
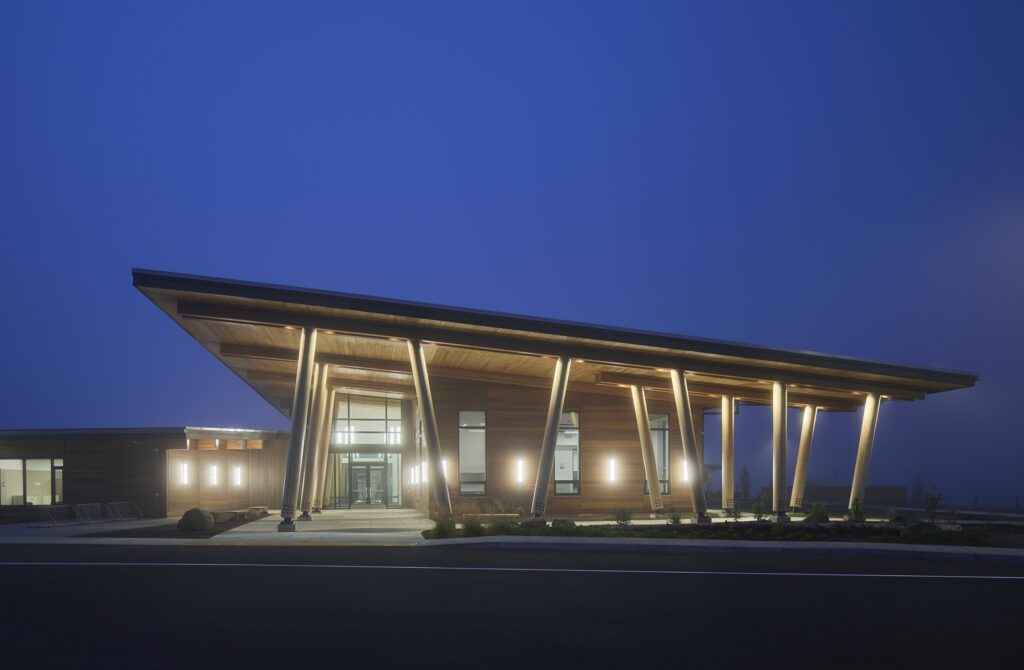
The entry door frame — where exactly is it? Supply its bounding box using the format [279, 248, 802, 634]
[349, 463, 387, 508]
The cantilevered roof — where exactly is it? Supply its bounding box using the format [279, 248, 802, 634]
[133, 268, 977, 414]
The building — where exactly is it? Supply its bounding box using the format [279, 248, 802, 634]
[123, 269, 975, 529]
[0, 427, 288, 519]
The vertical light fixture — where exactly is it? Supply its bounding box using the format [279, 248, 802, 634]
[210, 464, 219, 486]
[421, 460, 428, 484]
[442, 459, 449, 478]
[233, 465, 242, 487]
[180, 462, 189, 485]
[516, 459, 524, 484]
[683, 460, 690, 482]
[609, 458, 616, 482]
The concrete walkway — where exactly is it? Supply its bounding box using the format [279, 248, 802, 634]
[210, 508, 432, 545]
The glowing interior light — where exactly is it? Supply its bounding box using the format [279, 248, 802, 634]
[410, 466, 418, 485]
[683, 460, 690, 482]
[442, 459, 448, 477]
[233, 466, 242, 486]
[210, 464, 219, 486]
[609, 458, 616, 482]
[180, 462, 189, 485]
[516, 459, 524, 484]
[421, 460, 428, 484]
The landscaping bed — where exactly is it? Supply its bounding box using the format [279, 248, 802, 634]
[423, 519, 1024, 548]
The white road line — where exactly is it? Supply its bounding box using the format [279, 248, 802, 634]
[0, 562, 1022, 580]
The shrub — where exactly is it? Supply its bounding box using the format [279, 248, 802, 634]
[803, 503, 830, 523]
[432, 517, 457, 539]
[667, 506, 682, 525]
[462, 519, 485, 537]
[489, 519, 519, 536]
[846, 498, 865, 523]
[726, 505, 742, 522]
[551, 518, 577, 532]
[614, 507, 632, 526]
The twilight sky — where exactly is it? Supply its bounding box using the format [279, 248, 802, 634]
[1, 1, 1022, 505]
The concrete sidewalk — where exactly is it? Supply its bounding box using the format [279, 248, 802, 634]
[420, 534, 1024, 563]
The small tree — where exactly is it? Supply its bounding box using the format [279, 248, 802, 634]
[751, 493, 768, 521]
[740, 466, 751, 502]
[726, 504, 742, 522]
[924, 490, 943, 523]
[846, 498, 865, 523]
[614, 507, 632, 526]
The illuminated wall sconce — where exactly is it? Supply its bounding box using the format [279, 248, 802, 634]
[233, 465, 242, 487]
[410, 466, 418, 485]
[421, 460, 428, 484]
[683, 460, 690, 482]
[608, 458, 616, 482]
[516, 459, 524, 484]
[180, 462, 189, 485]
[210, 464, 219, 486]
[442, 459, 448, 478]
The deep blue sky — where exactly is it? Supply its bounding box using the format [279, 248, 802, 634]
[2, 1, 1022, 505]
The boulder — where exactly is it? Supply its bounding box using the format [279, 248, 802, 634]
[900, 522, 942, 539]
[211, 511, 236, 524]
[177, 508, 214, 531]
[802, 511, 830, 523]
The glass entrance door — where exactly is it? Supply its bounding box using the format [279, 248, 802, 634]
[350, 464, 386, 506]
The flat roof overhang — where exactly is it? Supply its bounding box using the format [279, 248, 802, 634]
[132, 268, 977, 416]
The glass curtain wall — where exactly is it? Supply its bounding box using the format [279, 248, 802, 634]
[554, 411, 580, 495]
[333, 395, 402, 446]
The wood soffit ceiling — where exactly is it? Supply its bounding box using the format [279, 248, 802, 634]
[133, 269, 978, 416]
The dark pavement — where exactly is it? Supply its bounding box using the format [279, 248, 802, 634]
[3, 544, 1022, 668]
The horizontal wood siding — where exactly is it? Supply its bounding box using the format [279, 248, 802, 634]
[167, 438, 288, 516]
[424, 378, 711, 516]
[62, 434, 176, 518]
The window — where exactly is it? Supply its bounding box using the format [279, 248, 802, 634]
[0, 459, 24, 505]
[333, 395, 403, 445]
[0, 458, 63, 505]
[458, 411, 486, 495]
[554, 411, 580, 495]
[644, 414, 670, 495]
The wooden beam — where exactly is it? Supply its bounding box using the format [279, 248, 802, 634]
[183, 301, 932, 398]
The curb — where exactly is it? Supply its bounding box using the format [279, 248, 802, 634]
[417, 535, 1024, 564]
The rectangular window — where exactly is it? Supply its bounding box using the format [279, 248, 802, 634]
[554, 411, 580, 495]
[53, 458, 64, 504]
[644, 414, 670, 495]
[458, 410, 486, 496]
[332, 395, 403, 446]
[0, 459, 25, 505]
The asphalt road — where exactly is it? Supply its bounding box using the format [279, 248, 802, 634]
[3, 544, 1022, 669]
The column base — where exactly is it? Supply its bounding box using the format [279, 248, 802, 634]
[278, 520, 296, 532]
[311, 509, 322, 514]
[693, 515, 713, 525]
[770, 512, 790, 523]
[298, 512, 312, 521]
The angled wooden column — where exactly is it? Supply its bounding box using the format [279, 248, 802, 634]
[531, 356, 572, 517]
[407, 339, 452, 517]
[311, 389, 336, 513]
[299, 362, 330, 519]
[279, 327, 317, 530]
[669, 370, 709, 522]
[721, 395, 735, 510]
[771, 381, 789, 521]
[849, 393, 881, 509]
[294, 363, 320, 517]
[789, 405, 818, 511]
[630, 386, 665, 512]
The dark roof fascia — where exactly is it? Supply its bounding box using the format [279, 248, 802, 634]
[132, 268, 978, 388]
[0, 427, 288, 440]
